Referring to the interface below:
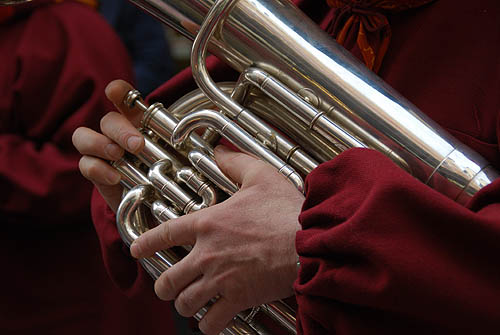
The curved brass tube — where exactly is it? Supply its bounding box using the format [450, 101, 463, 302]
[172, 109, 304, 193]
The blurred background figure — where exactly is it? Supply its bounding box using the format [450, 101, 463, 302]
[0, 1, 178, 334]
[99, 0, 174, 95]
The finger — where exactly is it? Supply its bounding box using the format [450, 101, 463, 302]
[100, 111, 144, 154]
[174, 277, 218, 317]
[198, 296, 241, 335]
[130, 214, 197, 258]
[213, 145, 262, 185]
[73, 127, 124, 161]
[154, 253, 203, 301]
[105, 79, 143, 126]
[93, 181, 124, 213]
[79, 155, 121, 185]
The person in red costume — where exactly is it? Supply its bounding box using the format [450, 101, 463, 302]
[0, 1, 178, 334]
[73, 0, 500, 334]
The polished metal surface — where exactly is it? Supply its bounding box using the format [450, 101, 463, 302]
[171, 109, 304, 193]
[129, 0, 497, 202]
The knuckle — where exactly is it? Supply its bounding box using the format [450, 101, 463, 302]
[117, 130, 131, 149]
[197, 251, 216, 275]
[84, 160, 101, 181]
[193, 215, 214, 235]
[159, 222, 172, 245]
[101, 112, 130, 145]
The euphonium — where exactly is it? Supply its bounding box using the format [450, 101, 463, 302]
[113, 0, 499, 334]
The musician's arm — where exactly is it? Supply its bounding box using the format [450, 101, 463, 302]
[296, 148, 500, 334]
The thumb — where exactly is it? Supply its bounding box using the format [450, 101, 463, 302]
[213, 145, 262, 185]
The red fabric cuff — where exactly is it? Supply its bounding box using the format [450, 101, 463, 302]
[90, 188, 158, 300]
[295, 148, 500, 333]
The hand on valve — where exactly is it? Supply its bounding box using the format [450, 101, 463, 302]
[72, 79, 305, 335]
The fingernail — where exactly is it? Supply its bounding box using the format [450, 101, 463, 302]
[106, 170, 121, 185]
[104, 84, 113, 98]
[130, 240, 141, 258]
[127, 136, 142, 152]
[105, 143, 123, 160]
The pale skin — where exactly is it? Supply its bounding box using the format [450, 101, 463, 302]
[72, 80, 305, 335]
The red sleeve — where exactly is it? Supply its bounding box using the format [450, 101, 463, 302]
[294, 0, 500, 333]
[91, 189, 162, 299]
[295, 148, 500, 334]
[0, 2, 133, 225]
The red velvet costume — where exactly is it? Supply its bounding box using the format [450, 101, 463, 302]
[0, 2, 175, 334]
[90, 0, 500, 334]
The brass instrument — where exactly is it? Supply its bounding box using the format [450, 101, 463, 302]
[109, 0, 499, 334]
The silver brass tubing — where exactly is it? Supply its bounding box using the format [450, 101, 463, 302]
[194, 305, 262, 335]
[458, 166, 499, 203]
[172, 109, 304, 194]
[137, 131, 184, 170]
[177, 166, 218, 207]
[246, 96, 342, 162]
[151, 200, 180, 223]
[188, 149, 239, 195]
[168, 83, 235, 118]
[190, 0, 242, 117]
[261, 301, 297, 334]
[116, 185, 153, 246]
[157, 84, 316, 177]
[124, 90, 178, 142]
[224, 70, 319, 175]
[128, 0, 498, 203]
[143, 102, 181, 144]
[148, 160, 200, 213]
[188, 0, 315, 179]
[117, 0, 500, 332]
[189, 0, 306, 172]
[139, 133, 218, 211]
[113, 157, 151, 191]
[187, 0, 309, 179]
[169, 85, 340, 163]
[113, 157, 182, 228]
[125, 90, 212, 154]
[116, 185, 179, 279]
[238, 67, 365, 151]
[185, 0, 303, 194]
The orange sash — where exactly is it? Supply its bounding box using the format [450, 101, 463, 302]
[325, 0, 435, 72]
